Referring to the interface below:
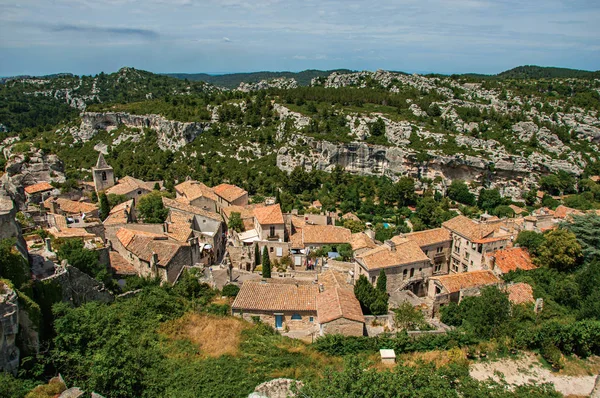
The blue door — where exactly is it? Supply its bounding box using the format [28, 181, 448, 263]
[275, 314, 283, 329]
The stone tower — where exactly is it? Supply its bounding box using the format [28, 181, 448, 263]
[92, 153, 115, 193]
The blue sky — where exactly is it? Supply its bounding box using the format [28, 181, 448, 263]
[1, 0, 599, 76]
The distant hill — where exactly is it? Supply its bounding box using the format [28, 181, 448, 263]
[497, 65, 599, 79]
[165, 69, 353, 88]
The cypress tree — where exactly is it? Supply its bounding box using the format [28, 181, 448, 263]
[99, 192, 110, 221]
[262, 246, 271, 278]
[254, 244, 261, 266]
[376, 269, 387, 293]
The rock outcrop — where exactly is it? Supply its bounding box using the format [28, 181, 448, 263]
[76, 112, 210, 151]
[0, 283, 19, 375]
[249, 378, 303, 398]
[238, 78, 298, 92]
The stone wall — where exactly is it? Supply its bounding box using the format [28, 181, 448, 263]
[235, 309, 317, 332]
[42, 265, 114, 306]
[320, 318, 364, 336]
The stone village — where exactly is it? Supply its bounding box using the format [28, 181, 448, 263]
[2, 150, 599, 375]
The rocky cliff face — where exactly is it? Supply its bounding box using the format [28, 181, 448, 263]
[0, 284, 20, 375]
[238, 78, 298, 92]
[76, 112, 210, 151]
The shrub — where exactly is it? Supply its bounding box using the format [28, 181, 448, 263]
[222, 284, 240, 297]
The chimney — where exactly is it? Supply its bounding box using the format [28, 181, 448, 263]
[45, 238, 52, 252]
[49, 199, 58, 214]
[319, 283, 324, 293]
[384, 240, 396, 252]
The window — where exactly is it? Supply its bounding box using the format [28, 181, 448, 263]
[436, 247, 443, 253]
[454, 245, 460, 254]
[424, 249, 429, 256]
[418, 268, 422, 272]
[410, 268, 415, 278]
[137, 190, 142, 195]
[101, 171, 107, 181]
[276, 247, 283, 257]
[291, 314, 302, 320]
[463, 263, 468, 272]
[403, 269, 408, 280]
[270, 247, 274, 253]
[371, 276, 376, 284]
[434, 264, 442, 273]
[269, 226, 275, 236]
[309, 316, 314, 322]
[465, 252, 470, 260]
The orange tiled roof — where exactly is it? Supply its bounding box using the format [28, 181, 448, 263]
[318, 269, 352, 291]
[44, 197, 98, 214]
[358, 238, 429, 270]
[166, 223, 193, 243]
[442, 215, 498, 241]
[290, 232, 304, 249]
[253, 204, 284, 225]
[115, 227, 164, 247]
[175, 180, 218, 202]
[24, 181, 53, 194]
[163, 197, 221, 221]
[103, 199, 134, 226]
[109, 251, 137, 275]
[487, 247, 536, 274]
[317, 287, 364, 324]
[341, 212, 361, 222]
[106, 176, 158, 196]
[302, 225, 352, 245]
[554, 205, 584, 219]
[232, 281, 318, 312]
[213, 183, 247, 203]
[47, 226, 96, 239]
[404, 228, 451, 248]
[590, 176, 600, 182]
[505, 282, 534, 305]
[350, 232, 377, 252]
[509, 205, 527, 215]
[126, 235, 184, 267]
[430, 270, 500, 294]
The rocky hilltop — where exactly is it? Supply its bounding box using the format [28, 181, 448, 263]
[76, 112, 210, 151]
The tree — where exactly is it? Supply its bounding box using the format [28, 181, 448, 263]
[564, 214, 600, 262]
[222, 284, 240, 297]
[56, 238, 102, 278]
[261, 246, 271, 278]
[395, 177, 415, 206]
[0, 238, 29, 289]
[228, 212, 244, 232]
[342, 219, 365, 233]
[394, 302, 427, 330]
[354, 274, 388, 315]
[477, 188, 502, 211]
[376, 269, 387, 293]
[536, 229, 582, 272]
[99, 192, 110, 221]
[254, 243, 261, 267]
[514, 231, 546, 256]
[447, 180, 475, 206]
[137, 191, 168, 223]
[369, 117, 386, 136]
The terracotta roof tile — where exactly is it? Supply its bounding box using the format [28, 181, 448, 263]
[253, 204, 284, 225]
[430, 270, 500, 294]
[109, 251, 137, 275]
[232, 281, 318, 312]
[318, 269, 352, 291]
[358, 238, 429, 270]
[505, 282, 534, 305]
[404, 228, 451, 248]
[44, 197, 98, 214]
[341, 212, 361, 222]
[115, 227, 164, 247]
[163, 197, 221, 221]
[317, 287, 364, 324]
[213, 183, 247, 203]
[487, 247, 536, 274]
[106, 176, 159, 196]
[47, 226, 96, 239]
[350, 232, 377, 251]
[175, 180, 217, 202]
[554, 205, 584, 219]
[126, 235, 184, 266]
[24, 181, 54, 194]
[442, 216, 498, 241]
[509, 205, 527, 215]
[302, 225, 352, 246]
[103, 199, 134, 226]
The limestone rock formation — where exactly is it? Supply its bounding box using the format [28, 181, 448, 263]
[238, 78, 298, 92]
[249, 378, 304, 398]
[0, 283, 19, 375]
[76, 112, 210, 151]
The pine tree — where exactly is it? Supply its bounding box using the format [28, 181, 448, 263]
[262, 246, 271, 278]
[254, 243, 261, 266]
[99, 192, 110, 221]
[376, 269, 387, 293]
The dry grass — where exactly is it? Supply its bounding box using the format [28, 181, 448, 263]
[395, 347, 468, 369]
[557, 355, 600, 377]
[159, 313, 251, 358]
[211, 296, 233, 306]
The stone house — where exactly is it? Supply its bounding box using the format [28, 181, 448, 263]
[105, 176, 162, 202]
[317, 287, 364, 336]
[162, 197, 226, 262]
[232, 281, 318, 333]
[222, 203, 266, 233]
[289, 224, 352, 269]
[403, 228, 452, 275]
[92, 153, 115, 193]
[113, 227, 200, 283]
[350, 232, 378, 257]
[428, 270, 500, 314]
[355, 237, 432, 296]
[442, 216, 512, 274]
[24, 181, 54, 204]
[253, 204, 285, 241]
[213, 183, 248, 213]
[485, 247, 536, 276]
[174, 180, 218, 212]
[44, 197, 99, 220]
[102, 199, 135, 226]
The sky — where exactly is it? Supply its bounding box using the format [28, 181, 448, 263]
[1, 0, 599, 77]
